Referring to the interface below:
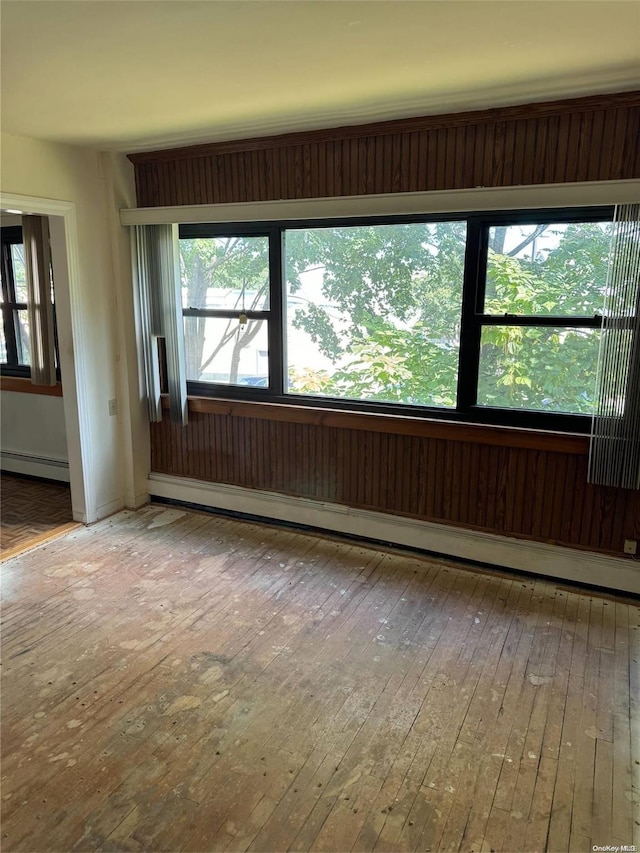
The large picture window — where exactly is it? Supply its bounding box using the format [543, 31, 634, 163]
[178, 206, 616, 431]
[285, 221, 466, 408]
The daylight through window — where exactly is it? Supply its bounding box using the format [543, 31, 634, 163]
[178, 207, 618, 430]
[0, 227, 31, 373]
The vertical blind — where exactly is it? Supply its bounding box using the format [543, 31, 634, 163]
[132, 225, 162, 422]
[132, 224, 188, 425]
[588, 203, 640, 490]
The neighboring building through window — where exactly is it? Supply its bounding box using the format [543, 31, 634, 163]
[178, 206, 616, 431]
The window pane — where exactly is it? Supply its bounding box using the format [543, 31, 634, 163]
[485, 221, 613, 316]
[11, 244, 28, 303]
[477, 325, 600, 414]
[180, 236, 270, 311]
[0, 323, 6, 362]
[184, 316, 268, 385]
[15, 309, 30, 365]
[285, 222, 466, 408]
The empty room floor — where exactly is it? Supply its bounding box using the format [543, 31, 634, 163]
[1, 505, 638, 853]
[0, 473, 75, 558]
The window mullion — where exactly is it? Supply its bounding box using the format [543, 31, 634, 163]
[479, 315, 604, 328]
[456, 218, 485, 412]
[183, 308, 270, 319]
[0, 239, 19, 367]
[268, 227, 285, 396]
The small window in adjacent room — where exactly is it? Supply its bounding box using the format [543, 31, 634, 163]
[0, 227, 31, 374]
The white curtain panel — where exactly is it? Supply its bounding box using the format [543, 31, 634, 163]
[22, 215, 56, 386]
[588, 203, 640, 490]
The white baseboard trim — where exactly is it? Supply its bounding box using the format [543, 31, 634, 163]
[94, 496, 126, 523]
[126, 491, 151, 511]
[1, 451, 70, 483]
[148, 474, 639, 595]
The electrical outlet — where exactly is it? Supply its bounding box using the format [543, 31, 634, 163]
[108, 399, 118, 417]
[623, 539, 637, 555]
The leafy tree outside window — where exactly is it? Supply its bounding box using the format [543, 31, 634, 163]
[178, 207, 619, 430]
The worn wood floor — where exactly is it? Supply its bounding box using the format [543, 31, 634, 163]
[1, 473, 75, 557]
[1, 505, 638, 853]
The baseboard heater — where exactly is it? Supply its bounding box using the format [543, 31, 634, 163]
[148, 473, 640, 596]
[1, 450, 70, 483]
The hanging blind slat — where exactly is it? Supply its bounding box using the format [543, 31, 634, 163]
[588, 203, 640, 489]
[132, 224, 187, 425]
[132, 226, 162, 422]
[158, 224, 188, 426]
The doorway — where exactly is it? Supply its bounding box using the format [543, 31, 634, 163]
[0, 193, 94, 536]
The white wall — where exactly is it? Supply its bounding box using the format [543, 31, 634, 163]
[99, 151, 150, 509]
[0, 133, 148, 519]
[0, 391, 69, 481]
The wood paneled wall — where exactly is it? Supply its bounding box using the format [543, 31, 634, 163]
[130, 92, 640, 207]
[150, 410, 640, 558]
[137, 92, 640, 560]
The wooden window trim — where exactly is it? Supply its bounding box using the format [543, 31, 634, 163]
[162, 394, 589, 455]
[0, 376, 63, 397]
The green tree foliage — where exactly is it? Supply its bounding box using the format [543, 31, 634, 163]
[180, 236, 268, 383]
[179, 219, 613, 414]
[286, 220, 611, 413]
[286, 222, 466, 407]
[479, 222, 611, 412]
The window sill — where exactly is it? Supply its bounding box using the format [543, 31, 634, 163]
[0, 376, 63, 397]
[161, 395, 589, 455]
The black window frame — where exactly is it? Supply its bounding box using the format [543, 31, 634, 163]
[179, 223, 284, 395]
[179, 205, 616, 433]
[0, 226, 30, 377]
[0, 225, 61, 380]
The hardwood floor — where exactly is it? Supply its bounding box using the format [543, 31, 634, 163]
[1, 505, 638, 852]
[1, 473, 75, 558]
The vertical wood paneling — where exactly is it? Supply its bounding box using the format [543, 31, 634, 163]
[492, 121, 506, 186]
[501, 119, 517, 187]
[150, 412, 639, 557]
[141, 92, 639, 563]
[520, 118, 538, 185]
[494, 445, 509, 532]
[535, 116, 550, 182]
[458, 441, 472, 525]
[131, 94, 640, 207]
[632, 107, 640, 176]
[481, 121, 497, 186]
[437, 128, 450, 190]
[278, 146, 289, 199]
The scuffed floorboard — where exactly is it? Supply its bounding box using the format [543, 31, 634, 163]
[1, 505, 638, 852]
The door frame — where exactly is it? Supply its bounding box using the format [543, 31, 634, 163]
[1, 192, 95, 522]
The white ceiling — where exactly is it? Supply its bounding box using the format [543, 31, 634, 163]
[1, 0, 639, 153]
